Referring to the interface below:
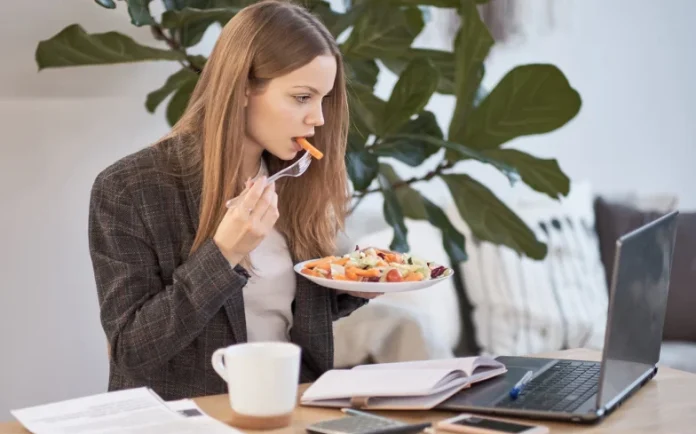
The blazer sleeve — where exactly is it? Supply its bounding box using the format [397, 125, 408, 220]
[331, 291, 369, 320]
[88, 170, 247, 379]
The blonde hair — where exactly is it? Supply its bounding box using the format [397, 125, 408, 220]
[159, 0, 350, 263]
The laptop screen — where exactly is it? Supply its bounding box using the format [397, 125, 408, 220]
[597, 211, 678, 410]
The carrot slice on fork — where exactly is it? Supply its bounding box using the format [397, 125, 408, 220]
[296, 137, 323, 160]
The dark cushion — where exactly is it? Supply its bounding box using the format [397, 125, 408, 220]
[594, 197, 696, 342]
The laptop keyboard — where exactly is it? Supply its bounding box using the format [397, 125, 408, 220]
[496, 360, 600, 413]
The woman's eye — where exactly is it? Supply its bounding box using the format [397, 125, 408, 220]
[295, 95, 310, 104]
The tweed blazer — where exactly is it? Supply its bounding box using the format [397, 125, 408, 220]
[88, 138, 368, 401]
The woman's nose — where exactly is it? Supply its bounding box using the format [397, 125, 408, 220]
[305, 104, 325, 127]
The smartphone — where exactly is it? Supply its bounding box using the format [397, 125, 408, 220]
[435, 414, 549, 434]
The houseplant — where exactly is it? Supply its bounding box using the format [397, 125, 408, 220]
[35, 0, 580, 267]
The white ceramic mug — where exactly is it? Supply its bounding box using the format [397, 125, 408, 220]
[211, 342, 301, 429]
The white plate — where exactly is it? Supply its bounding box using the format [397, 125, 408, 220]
[293, 259, 454, 293]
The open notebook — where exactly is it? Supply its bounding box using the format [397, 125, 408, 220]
[300, 356, 506, 410]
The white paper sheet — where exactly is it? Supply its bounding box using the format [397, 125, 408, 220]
[11, 387, 242, 434]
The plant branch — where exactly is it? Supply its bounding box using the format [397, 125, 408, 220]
[349, 194, 366, 214]
[353, 159, 455, 198]
[150, 24, 201, 74]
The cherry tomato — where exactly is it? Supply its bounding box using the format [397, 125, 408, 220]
[386, 269, 403, 282]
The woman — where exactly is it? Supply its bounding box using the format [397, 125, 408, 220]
[88, 0, 376, 401]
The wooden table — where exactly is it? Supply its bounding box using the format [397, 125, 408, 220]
[2, 349, 695, 433]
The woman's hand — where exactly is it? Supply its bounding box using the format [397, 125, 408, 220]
[213, 176, 278, 265]
[335, 289, 383, 299]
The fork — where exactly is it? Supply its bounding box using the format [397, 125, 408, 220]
[225, 151, 312, 208]
[267, 151, 312, 184]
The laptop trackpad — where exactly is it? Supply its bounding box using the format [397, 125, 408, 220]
[439, 357, 554, 409]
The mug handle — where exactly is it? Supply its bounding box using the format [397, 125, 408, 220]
[211, 348, 228, 383]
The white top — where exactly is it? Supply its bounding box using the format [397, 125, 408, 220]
[234, 160, 296, 342]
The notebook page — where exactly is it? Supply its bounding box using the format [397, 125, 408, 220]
[301, 369, 465, 401]
[365, 379, 470, 410]
[352, 357, 486, 377]
[471, 356, 505, 373]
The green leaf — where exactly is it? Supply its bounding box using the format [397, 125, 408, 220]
[381, 48, 455, 95]
[328, 2, 366, 37]
[421, 199, 468, 262]
[126, 0, 155, 26]
[146, 68, 199, 113]
[381, 58, 439, 136]
[463, 64, 582, 150]
[348, 130, 366, 152]
[377, 170, 409, 252]
[348, 113, 370, 147]
[346, 150, 379, 191]
[162, 7, 240, 47]
[166, 79, 196, 126]
[345, 58, 379, 90]
[403, 111, 444, 139]
[348, 96, 370, 145]
[95, 0, 116, 8]
[373, 111, 442, 166]
[358, 0, 481, 6]
[297, 0, 362, 37]
[162, 0, 182, 10]
[382, 133, 520, 184]
[447, 0, 494, 148]
[35, 24, 185, 70]
[161, 7, 239, 28]
[188, 54, 207, 70]
[305, 1, 340, 32]
[442, 174, 547, 259]
[341, 3, 424, 59]
[391, 0, 459, 6]
[380, 164, 467, 261]
[179, 0, 251, 8]
[348, 82, 386, 138]
[482, 149, 570, 199]
[373, 140, 432, 167]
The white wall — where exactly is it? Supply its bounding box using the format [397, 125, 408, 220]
[0, 0, 213, 420]
[475, 0, 696, 207]
[1, 0, 694, 421]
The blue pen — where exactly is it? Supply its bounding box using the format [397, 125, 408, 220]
[509, 370, 533, 399]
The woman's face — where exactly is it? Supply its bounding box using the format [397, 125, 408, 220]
[245, 55, 337, 161]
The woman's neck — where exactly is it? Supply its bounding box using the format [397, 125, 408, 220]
[241, 147, 264, 182]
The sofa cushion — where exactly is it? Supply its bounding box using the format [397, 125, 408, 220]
[447, 182, 609, 357]
[594, 197, 696, 342]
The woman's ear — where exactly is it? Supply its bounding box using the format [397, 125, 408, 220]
[244, 87, 249, 107]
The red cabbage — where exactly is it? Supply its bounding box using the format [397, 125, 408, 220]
[430, 266, 446, 278]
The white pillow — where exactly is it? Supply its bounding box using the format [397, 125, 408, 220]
[446, 181, 609, 356]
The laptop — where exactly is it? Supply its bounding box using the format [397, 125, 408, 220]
[437, 210, 679, 424]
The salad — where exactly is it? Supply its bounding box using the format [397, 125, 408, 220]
[300, 246, 450, 283]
